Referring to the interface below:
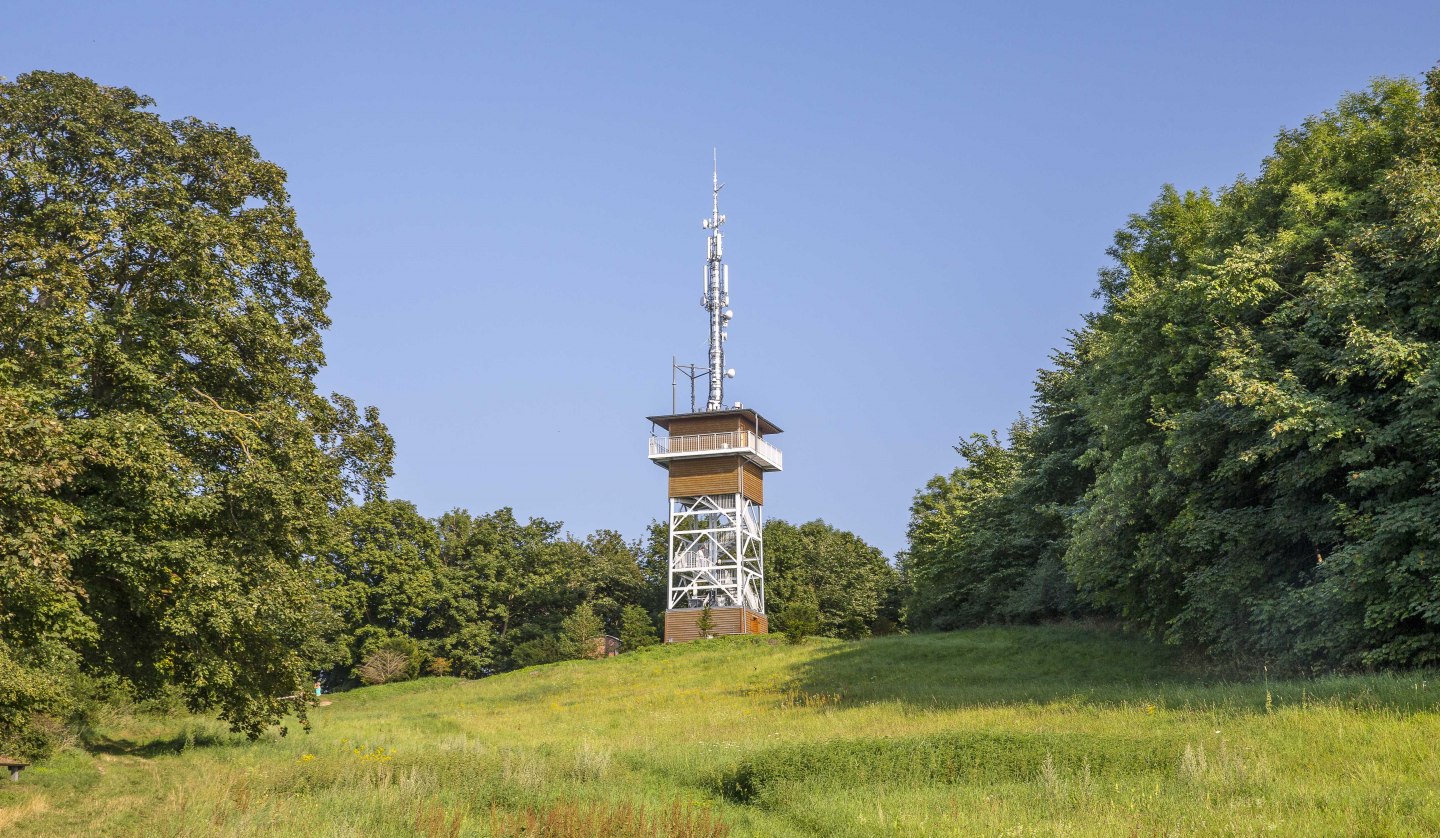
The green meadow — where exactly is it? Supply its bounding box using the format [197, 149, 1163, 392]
[4, 625, 1439, 836]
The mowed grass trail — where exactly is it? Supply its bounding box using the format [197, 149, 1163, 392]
[4, 625, 1440, 836]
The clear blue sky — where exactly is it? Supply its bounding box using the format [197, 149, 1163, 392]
[7, 2, 1440, 556]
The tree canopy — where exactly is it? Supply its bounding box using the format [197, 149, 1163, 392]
[0, 71, 396, 740]
[905, 66, 1440, 670]
[764, 518, 900, 638]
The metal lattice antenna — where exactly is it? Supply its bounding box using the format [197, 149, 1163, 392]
[701, 150, 732, 411]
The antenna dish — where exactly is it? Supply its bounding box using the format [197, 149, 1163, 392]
[722, 309, 733, 321]
[726, 369, 736, 379]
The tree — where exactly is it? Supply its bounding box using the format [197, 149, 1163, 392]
[764, 519, 898, 637]
[775, 588, 820, 644]
[454, 509, 578, 667]
[696, 606, 715, 638]
[1061, 72, 1440, 667]
[905, 65, 1440, 670]
[356, 649, 411, 686]
[637, 519, 671, 620]
[510, 602, 606, 667]
[563, 602, 605, 658]
[322, 500, 444, 678]
[619, 604, 660, 651]
[567, 530, 647, 632]
[0, 390, 89, 757]
[0, 71, 393, 736]
[904, 414, 1082, 631]
[432, 508, 646, 670]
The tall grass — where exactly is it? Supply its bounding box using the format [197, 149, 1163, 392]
[2, 625, 1438, 836]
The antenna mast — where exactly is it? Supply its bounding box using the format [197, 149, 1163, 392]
[701, 151, 732, 411]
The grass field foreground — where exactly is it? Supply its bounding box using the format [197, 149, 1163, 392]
[3, 625, 1439, 836]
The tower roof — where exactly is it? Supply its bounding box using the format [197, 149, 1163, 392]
[647, 407, 782, 436]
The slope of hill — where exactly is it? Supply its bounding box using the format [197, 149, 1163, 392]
[3, 625, 1438, 836]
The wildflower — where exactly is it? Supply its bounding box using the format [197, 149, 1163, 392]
[299, 753, 316, 762]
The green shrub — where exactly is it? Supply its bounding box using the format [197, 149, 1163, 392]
[563, 603, 604, 655]
[775, 589, 820, 644]
[0, 641, 82, 759]
[356, 649, 411, 685]
[619, 605, 659, 651]
[510, 635, 573, 668]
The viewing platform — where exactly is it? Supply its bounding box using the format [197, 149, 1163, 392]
[646, 408, 784, 472]
[648, 430, 783, 471]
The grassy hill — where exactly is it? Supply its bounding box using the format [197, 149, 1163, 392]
[3, 625, 1439, 836]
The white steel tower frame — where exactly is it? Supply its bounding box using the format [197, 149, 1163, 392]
[667, 493, 764, 612]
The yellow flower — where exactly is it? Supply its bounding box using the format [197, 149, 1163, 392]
[299, 753, 315, 762]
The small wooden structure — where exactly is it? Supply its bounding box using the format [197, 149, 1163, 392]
[664, 606, 768, 643]
[0, 755, 29, 782]
[586, 634, 621, 658]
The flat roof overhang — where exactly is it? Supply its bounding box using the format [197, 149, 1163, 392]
[645, 407, 783, 436]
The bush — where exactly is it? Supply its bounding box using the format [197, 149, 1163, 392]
[562, 602, 604, 654]
[775, 589, 820, 644]
[619, 605, 659, 651]
[511, 635, 573, 668]
[0, 641, 94, 760]
[837, 615, 869, 640]
[357, 635, 425, 681]
[356, 649, 411, 685]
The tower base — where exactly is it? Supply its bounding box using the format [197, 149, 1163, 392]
[664, 607, 768, 643]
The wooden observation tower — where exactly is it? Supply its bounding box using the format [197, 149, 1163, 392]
[646, 162, 783, 643]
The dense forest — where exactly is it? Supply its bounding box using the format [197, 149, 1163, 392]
[906, 66, 1440, 672]
[0, 72, 897, 758]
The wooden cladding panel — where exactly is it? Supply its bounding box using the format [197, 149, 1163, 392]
[664, 607, 769, 643]
[666, 415, 752, 438]
[740, 460, 764, 505]
[668, 455, 743, 497]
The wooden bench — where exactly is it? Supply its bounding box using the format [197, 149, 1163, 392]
[0, 756, 28, 782]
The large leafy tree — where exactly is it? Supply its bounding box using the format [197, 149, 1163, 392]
[764, 519, 898, 638]
[0, 71, 392, 736]
[905, 419, 1078, 630]
[1065, 72, 1440, 667]
[323, 500, 444, 675]
[908, 65, 1440, 670]
[432, 508, 646, 670]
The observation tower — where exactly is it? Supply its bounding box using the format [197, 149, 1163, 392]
[646, 162, 783, 643]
